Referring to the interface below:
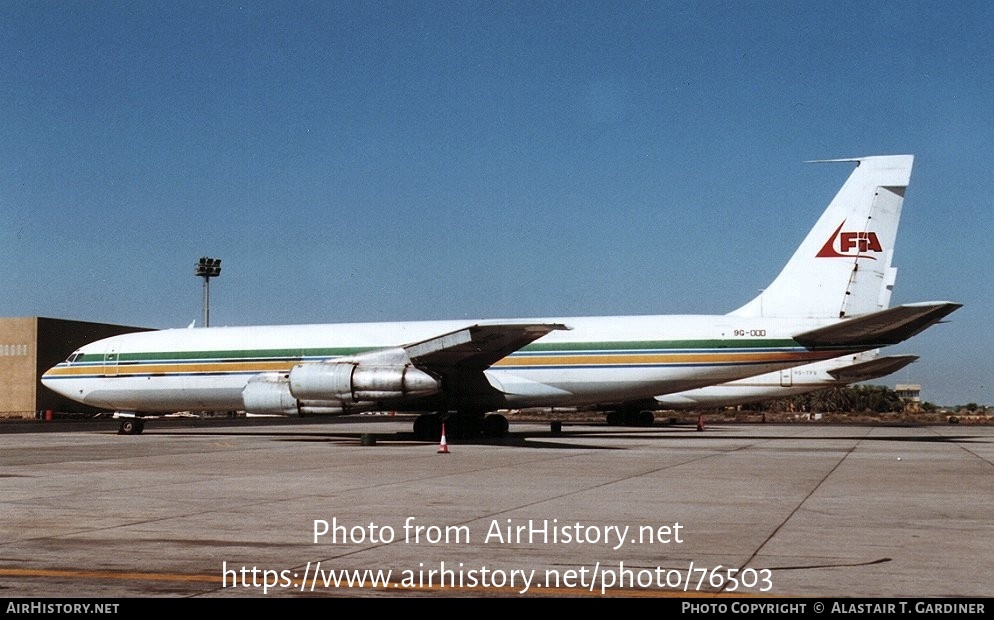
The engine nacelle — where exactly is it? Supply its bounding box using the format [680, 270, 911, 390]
[289, 361, 440, 403]
[242, 373, 296, 414]
[242, 372, 346, 415]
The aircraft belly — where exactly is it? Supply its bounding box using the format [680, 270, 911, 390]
[76, 376, 246, 412]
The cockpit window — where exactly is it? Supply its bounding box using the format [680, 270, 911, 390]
[67, 352, 82, 364]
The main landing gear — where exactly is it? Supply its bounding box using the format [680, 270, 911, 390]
[118, 418, 145, 435]
[412, 412, 509, 441]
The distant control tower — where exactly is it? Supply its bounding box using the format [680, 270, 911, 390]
[895, 383, 922, 413]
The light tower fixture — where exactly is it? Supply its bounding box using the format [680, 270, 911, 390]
[194, 256, 222, 327]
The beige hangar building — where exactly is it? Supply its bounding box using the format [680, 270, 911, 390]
[0, 317, 150, 419]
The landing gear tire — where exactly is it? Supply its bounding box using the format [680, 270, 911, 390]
[118, 419, 145, 435]
[482, 414, 509, 438]
[636, 410, 654, 427]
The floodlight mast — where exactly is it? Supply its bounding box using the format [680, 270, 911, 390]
[194, 256, 221, 327]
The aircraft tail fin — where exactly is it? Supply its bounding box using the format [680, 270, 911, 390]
[730, 155, 913, 319]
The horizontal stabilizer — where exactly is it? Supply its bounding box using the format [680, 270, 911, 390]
[794, 302, 962, 348]
[827, 354, 919, 382]
[405, 322, 568, 371]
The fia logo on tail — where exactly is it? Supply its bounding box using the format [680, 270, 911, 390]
[816, 221, 883, 259]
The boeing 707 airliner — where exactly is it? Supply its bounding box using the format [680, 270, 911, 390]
[42, 155, 960, 438]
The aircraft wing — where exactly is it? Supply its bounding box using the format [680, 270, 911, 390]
[404, 323, 569, 371]
[826, 354, 919, 382]
[794, 302, 962, 348]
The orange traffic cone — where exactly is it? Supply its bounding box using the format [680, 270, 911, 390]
[437, 423, 450, 454]
[696, 415, 705, 432]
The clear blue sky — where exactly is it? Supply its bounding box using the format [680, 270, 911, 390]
[2, 1, 991, 407]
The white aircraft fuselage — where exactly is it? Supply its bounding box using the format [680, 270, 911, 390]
[652, 349, 920, 410]
[40, 155, 961, 437]
[43, 314, 853, 414]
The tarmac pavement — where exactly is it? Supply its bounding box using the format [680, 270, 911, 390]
[1, 417, 991, 599]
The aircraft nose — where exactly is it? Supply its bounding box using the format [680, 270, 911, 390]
[41, 369, 57, 389]
[41, 365, 72, 397]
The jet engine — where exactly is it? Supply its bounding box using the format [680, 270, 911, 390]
[241, 372, 346, 416]
[289, 361, 440, 402]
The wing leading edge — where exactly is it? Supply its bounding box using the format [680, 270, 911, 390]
[404, 322, 569, 371]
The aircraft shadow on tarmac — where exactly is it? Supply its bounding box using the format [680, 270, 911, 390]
[141, 422, 988, 450]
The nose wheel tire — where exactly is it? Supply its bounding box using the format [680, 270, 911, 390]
[118, 419, 145, 435]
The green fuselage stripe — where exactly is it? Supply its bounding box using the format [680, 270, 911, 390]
[75, 339, 801, 364]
